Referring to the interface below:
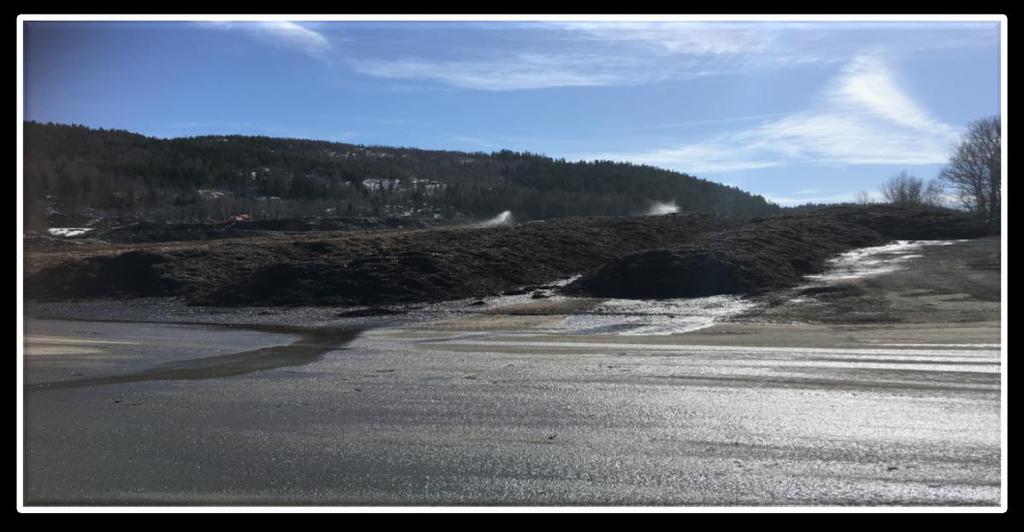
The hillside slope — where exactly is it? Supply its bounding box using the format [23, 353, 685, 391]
[23, 121, 779, 228]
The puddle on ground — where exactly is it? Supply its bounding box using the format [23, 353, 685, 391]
[26, 328, 362, 392]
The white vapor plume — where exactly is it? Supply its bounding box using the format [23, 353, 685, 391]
[646, 201, 679, 216]
[476, 210, 513, 228]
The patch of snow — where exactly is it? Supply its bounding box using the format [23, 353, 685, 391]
[47, 227, 93, 238]
[550, 274, 582, 287]
[401, 274, 756, 336]
[805, 240, 955, 282]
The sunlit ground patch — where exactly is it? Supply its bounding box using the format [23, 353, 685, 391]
[46, 227, 93, 238]
[805, 240, 955, 282]
[558, 295, 759, 335]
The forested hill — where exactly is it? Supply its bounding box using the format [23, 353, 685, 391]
[23, 121, 780, 228]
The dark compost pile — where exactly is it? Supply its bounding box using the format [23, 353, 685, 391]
[26, 213, 734, 306]
[25, 206, 992, 306]
[564, 206, 992, 299]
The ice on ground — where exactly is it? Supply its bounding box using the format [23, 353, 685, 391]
[47, 227, 93, 238]
[400, 275, 580, 318]
[558, 295, 758, 336]
[549, 274, 582, 288]
[467, 275, 756, 336]
[805, 240, 955, 282]
[395, 274, 755, 336]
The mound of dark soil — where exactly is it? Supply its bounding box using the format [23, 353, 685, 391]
[23, 233, 87, 251]
[804, 205, 991, 240]
[94, 222, 253, 243]
[94, 217, 439, 244]
[27, 213, 735, 306]
[26, 251, 183, 299]
[205, 251, 477, 306]
[26, 206, 991, 306]
[566, 206, 993, 299]
[566, 219, 881, 298]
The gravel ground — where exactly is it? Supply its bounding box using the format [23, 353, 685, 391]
[20, 237, 1002, 507]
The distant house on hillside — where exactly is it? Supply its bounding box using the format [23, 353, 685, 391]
[198, 189, 230, 200]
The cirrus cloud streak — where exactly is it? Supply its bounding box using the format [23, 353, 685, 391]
[575, 54, 960, 174]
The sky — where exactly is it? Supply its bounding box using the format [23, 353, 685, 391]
[22, 17, 1002, 206]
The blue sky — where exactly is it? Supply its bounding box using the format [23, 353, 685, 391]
[23, 18, 1002, 206]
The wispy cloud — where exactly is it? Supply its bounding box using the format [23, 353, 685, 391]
[345, 22, 833, 91]
[620, 112, 793, 132]
[560, 22, 779, 56]
[204, 21, 331, 60]
[827, 54, 952, 133]
[765, 192, 860, 207]
[198, 20, 996, 92]
[349, 53, 672, 91]
[341, 21, 996, 92]
[577, 54, 960, 173]
[254, 21, 330, 57]
[557, 21, 845, 74]
[564, 21, 997, 62]
[582, 142, 781, 174]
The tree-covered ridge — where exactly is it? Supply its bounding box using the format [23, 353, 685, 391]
[23, 121, 780, 228]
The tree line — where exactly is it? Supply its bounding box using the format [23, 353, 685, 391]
[22, 122, 780, 229]
[854, 116, 1001, 227]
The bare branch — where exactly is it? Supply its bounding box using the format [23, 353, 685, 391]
[939, 116, 1001, 224]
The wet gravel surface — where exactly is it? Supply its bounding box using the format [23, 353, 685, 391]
[21, 238, 1002, 507]
[747, 237, 1001, 325]
[23, 319, 1000, 507]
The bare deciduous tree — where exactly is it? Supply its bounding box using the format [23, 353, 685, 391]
[880, 171, 945, 207]
[939, 116, 1001, 225]
[923, 179, 946, 207]
[854, 191, 872, 205]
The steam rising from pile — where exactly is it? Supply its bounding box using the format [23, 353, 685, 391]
[646, 201, 679, 216]
[477, 210, 513, 228]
